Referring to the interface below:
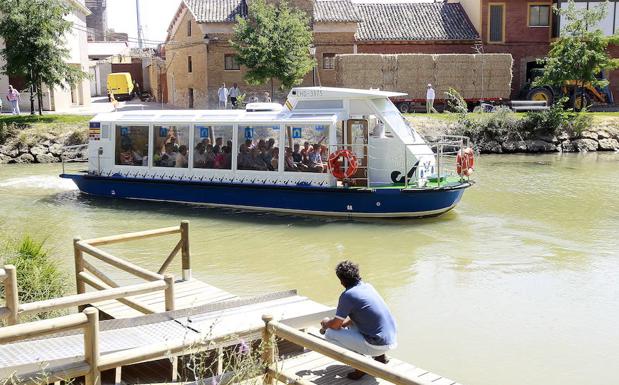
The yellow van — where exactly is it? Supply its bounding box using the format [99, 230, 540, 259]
[107, 72, 134, 101]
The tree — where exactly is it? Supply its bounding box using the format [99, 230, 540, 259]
[534, 0, 619, 110]
[231, 0, 315, 97]
[0, 0, 88, 115]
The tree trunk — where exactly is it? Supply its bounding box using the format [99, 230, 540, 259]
[29, 84, 35, 115]
[37, 83, 43, 115]
[270, 78, 274, 101]
[580, 80, 585, 111]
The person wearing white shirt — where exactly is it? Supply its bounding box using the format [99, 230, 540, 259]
[218, 83, 229, 109]
[426, 84, 437, 114]
[229, 83, 241, 108]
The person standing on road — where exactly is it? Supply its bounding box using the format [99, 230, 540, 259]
[426, 83, 437, 114]
[320, 260, 397, 380]
[229, 83, 240, 108]
[7, 85, 20, 115]
[218, 83, 229, 109]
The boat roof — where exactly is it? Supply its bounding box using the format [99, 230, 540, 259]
[290, 86, 407, 98]
[90, 109, 339, 125]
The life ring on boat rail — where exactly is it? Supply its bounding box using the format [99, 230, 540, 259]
[456, 148, 475, 177]
[328, 149, 359, 180]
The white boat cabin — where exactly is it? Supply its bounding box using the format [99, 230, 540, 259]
[87, 87, 436, 187]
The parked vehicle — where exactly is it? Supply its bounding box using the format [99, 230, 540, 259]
[107, 73, 134, 101]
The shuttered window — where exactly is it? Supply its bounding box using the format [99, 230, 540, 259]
[489, 4, 505, 42]
[529, 5, 550, 27]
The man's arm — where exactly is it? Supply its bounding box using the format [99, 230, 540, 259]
[320, 316, 351, 332]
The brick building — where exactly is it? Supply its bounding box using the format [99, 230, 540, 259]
[164, 0, 480, 108]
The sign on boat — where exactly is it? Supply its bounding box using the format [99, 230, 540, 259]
[61, 87, 474, 218]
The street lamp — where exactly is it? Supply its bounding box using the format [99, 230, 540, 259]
[309, 45, 317, 86]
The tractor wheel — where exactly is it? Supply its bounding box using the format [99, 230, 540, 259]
[526, 87, 554, 106]
[571, 93, 591, 111]
[398, 102, 411, 114]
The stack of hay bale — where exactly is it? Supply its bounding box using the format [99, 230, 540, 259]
[335, 54, 513, 100]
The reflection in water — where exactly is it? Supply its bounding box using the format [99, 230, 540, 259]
[0, 154, 618, 385]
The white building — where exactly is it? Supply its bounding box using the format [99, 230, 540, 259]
[0, 0, 92, 113]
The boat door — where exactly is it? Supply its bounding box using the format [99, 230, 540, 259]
[346, 119, 368, 186]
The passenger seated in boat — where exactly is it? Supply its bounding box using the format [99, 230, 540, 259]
[237, 144, 253, 170]
[292, 143, 303, 163]
[158, 142, 177, 167]
[222, 146, 232, 169]
[194, 142, 207, 168]
[205, 144, 215, 168]
[175, 145, 188, 168]
[301, 141, 312, 164]
[119, 142, 134, 165]
[214, 137, 223, 153]
[320, 261, 397, 380]
[270, 147, 279, 171]
[250, 147, 269, 171]
[213, 146, 225, 169]
[307, 143, 324, 173]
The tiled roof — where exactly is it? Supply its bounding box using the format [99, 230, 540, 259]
[314, 0, 360, 22]
[355, 3, 479, 42]
[183, 0, 247, 23]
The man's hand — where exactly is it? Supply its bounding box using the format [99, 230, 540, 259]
[320, 316, 345, 332]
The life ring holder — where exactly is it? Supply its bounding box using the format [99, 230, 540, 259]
[456, 147, 475, 177]
[328, 149, 359, 180]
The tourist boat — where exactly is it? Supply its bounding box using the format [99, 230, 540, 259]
[61, 87, 474, 218]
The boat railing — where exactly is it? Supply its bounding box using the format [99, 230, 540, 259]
[404, 135, 471, 189]
[61, 144, 89, 174]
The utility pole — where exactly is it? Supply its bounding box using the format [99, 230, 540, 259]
[136, 0, 144, 48]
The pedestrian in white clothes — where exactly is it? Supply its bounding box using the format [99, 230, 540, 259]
[7, 85, 20, 115]
[218, 83, 229, 109]
[426, 84, 437, 114]
[263, 91, 271, 103]
[229, 83, 241, 108]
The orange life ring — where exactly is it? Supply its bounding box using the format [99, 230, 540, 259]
[328, 149, 358, 180]
[456, 148, 475, 177]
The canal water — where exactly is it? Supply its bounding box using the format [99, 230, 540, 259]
[0, 153, 617, 385]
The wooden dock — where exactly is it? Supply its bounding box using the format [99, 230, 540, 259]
[0, 222, 463, 385]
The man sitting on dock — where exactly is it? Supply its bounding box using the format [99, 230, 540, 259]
[320, 261, 397, 380]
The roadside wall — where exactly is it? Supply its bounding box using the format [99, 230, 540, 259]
[336, 53, 513, 100]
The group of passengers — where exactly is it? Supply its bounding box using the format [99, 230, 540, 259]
[152, 133, 189, 168]
[194, 137, 233, 169]
[118, 136, 148, 166]
[237, 137, 328, 173]
[284, 140, 328, 173]
[237, 138, 278, 171]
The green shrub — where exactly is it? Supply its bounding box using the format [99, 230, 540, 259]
[1, 236, 68, 322]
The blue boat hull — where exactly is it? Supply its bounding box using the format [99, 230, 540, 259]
[61, 174, 470, 218]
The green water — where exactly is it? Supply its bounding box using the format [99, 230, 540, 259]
[0, 153, 618, 385]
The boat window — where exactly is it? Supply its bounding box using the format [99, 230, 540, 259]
[237, 125, 280, 172]
[193, 125, 233, 170]
[284, 124, 329, 173]
[115, 125, 149, 167]
[152, 125, 190, 168]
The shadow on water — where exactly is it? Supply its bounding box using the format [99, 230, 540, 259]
[44, 190, 459, 228]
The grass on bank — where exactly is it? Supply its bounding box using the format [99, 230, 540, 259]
[0, 114, 92, 147]
[0, 236, 68, 324]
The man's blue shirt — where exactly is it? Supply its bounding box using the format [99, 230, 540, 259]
[335, 281, 397, 346]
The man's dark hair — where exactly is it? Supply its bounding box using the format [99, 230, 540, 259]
[335, 260, 361, 288]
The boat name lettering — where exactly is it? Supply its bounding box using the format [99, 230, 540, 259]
[297, 90, 324, 97]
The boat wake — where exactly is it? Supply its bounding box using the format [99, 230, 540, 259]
[0, 175, 77, 191]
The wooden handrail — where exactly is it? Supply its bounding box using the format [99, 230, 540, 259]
[265, 318, 433, 385]
[78, 272, 158, 314]
[82, 226, 181, 246]
[157, 239, 183, 274]
[14, 362, 91, 385]
[19, 280, 167, 317]
[0, 312, 88, 344]
[3, 265, 19, 325]
[77, 242, 164, 282]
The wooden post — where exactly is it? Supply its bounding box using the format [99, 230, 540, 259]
[180, 221, 191, 281]
[164, 274, 175, 312]
[4, 265, 19, 325]
[83, 307, 101, 385]
[261, 314, 275, 385]
[74, 237, 86, 312]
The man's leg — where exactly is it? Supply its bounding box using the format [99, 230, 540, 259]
[324, 327, 389, 380]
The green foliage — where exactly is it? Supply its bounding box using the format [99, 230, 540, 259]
[534, 1, 619, 91]
[455, 106, 522, 140]
[0, 0, 89, 114]
[1, 236, 68, 322]
[231, 0, 314, 91]
[520, 98, 571, 137]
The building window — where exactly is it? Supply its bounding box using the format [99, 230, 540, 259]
[187, 20, 192, 36]
[529, 4, 550, 27]
[188, 88, 194, 109]
[322, 53, 336, 70]
[224, 54, 240, 71]
[188, 56, 193, 73]
[488, 3, 505, 43]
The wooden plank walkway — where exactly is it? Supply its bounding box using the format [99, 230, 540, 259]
[93, 278, 237, 319]
[0, 291, 333, 380]
[279, 351, 462, 385]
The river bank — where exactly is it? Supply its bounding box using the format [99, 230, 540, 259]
[406, 113, 619, 154]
